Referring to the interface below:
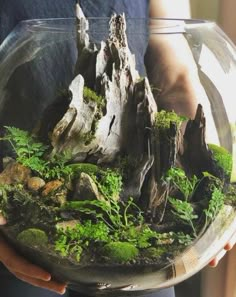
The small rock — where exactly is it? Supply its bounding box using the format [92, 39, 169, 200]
[2, 157, 14, 169]
[27, 177, 46, 192]
[42, 180, 63, 197]
[56, 220, 80, 230]
[73, 172, 103, 201]
[52, 188, 68, 206]
[0, 162, 31, 185]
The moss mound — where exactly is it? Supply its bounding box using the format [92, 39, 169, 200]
[102, 242, 139, 263]
[17, 228, 48, 247]
[208, 143, 232, 176]
[154, 110, 186, 130]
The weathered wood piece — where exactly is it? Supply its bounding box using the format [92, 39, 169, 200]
[50, 12, 157, 167]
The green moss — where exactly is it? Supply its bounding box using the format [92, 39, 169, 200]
[83, 86, 105, 108]
[142, 247, 166, 259]
[208, 143, 232, 176]
[68, 163, 99, 176]
[82, 87, 106, 144]
[17, 228, 48, 247]
[102, 242, 139, 263]
[154, 110, 186, 130]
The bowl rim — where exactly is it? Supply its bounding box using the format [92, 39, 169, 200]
[8, 17, 216, 36]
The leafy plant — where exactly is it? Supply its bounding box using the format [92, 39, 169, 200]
[60, 196, 159, 256]
[44, 151, 73, 180]
[204, 187, 224, 226]
[69, 165, 123, 200]
[155, 231, 193, 247]
[1, 126, 48, 176]
[63, 196, 134, 231]
[115, 224, 158, 249]
[96, 169, 123, 200]
[165, 167, 198, 200]
[0, 126, 73, 181]
[55, 220, 110, 260]
[168, 197, 198, 237]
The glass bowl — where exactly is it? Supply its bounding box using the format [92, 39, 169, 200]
[0, 15, 236, 297]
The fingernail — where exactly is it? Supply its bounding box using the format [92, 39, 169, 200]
[224, 243, 232, 250]
[43, 274, 51, 281]
[59, 286, 67, 295]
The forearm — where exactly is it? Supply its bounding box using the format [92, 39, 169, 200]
[219, 0, 236, 44]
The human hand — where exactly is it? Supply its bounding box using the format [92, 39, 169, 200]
[0, 215, 67, 295]
[208, 232, 236, 267]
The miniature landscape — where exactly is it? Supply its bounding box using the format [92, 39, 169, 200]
[0, 5, 235, 271]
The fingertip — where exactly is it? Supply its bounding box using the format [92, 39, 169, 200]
[209, 259, 218, 267]
[224, 243, 233, 251]
[42, 273, 51, 281]
[54, 285, 67, 295]
[59, 287, 67, 295]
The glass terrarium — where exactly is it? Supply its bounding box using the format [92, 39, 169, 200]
[0, 5, 236, 297]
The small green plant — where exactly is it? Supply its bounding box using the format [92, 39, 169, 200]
[1, 126, 48, 175]
[63, 196, 134, 231]
[83, 86, 105, 108]
[55, 220, 110, 261]
[204, 187, 224, 226]
[44, 151, 73, 180]
[171, 232, 193, 246]
[115, 224, 158, 249]
[168, 197, 198, 237]
[96, 169, 123, 200]
[0, 126, 73, 181]
[60, 196, 159, 255]
[165, 167, 198, 200]
[69, 165, 123, 200]
[155, 231, 193, 247]
[154, 110, 187, 130]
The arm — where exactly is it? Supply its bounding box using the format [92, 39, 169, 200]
[219, 0, 236, 44]
[145, 0, 199, 118]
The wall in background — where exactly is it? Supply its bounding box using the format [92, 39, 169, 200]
[190, 0, 219, 21]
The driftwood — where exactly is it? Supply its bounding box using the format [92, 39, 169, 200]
[34, 5, 228, 224]
[50, 10, 157, 167]
[180, 104, 226, 181]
